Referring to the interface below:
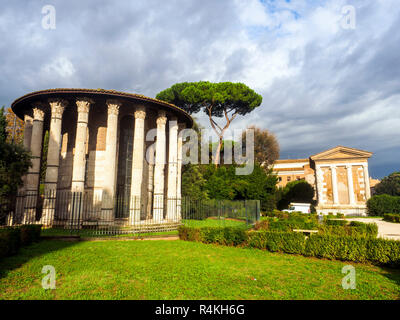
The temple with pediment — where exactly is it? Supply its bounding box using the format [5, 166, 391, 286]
[272, 146, 378, 216]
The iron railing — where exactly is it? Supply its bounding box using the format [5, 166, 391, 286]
[0, 190, 260, 236]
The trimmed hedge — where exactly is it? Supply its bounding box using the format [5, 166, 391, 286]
[247, 231, 305, 254]
[325, 219, 348, 226]
[0, 225, 42, 259]
[317, 221, 378, 238]
[178, 226, 400, 267]
[383, 213, 400, 223]
[367, 194, 400, 216]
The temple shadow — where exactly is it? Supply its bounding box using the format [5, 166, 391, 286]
[0, 238, 79, 280]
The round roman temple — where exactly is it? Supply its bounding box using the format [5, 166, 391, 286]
[11, 89, 192, 228]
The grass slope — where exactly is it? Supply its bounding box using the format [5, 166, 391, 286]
[1, 240, 399, 300]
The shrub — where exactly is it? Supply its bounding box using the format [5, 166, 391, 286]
[383, 213, 400, 223]
[367, 194, 400, 216]
[318, 222, 378, 238]
[336, 213, 344, 218]
[20, 225, 42, 246]
[247, 231, 305, 254]
[325, 219, 348, 226]
[178, 226, 247, 246]
[179, 226, 400, 267]
[0, 227, 21, 259]
[304, 235, 369, 263]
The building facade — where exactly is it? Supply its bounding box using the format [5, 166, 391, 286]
[273, 146, 375, 216]
[11, 88, 192, 227]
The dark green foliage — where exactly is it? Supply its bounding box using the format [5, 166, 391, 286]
[383, 213, 400, 223]
[156, 81, 262, 117]
[181, 164, 209, 201]
[178, 226, 247, 246]
[304, 235, 369, 263]
[247, 231, 306, 254]
[0, 107, 32, 198]
[20, 225, 42, 246]
[0, 225, 42, 259]
[179, 224, 400, 266]
[0, 227, 21, 258]
[325, 219, 348, 226]
[374, 172, 400, 196]
[367, 194, 400, 216]
[318, 222, 378, 239]
[277, 180, 316, 210]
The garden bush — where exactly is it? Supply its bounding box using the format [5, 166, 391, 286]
[179, 226, 400, 267]
[0, 227, 21, 259]
[367, 194, 400, 216]
[318, 222, 378, 239]
[20, 225, 42, 246]
[325, 219, 348, 226]
[383, 213, 400, 223]
[247, 231, 305, 254]
[178, 226, 247, 246]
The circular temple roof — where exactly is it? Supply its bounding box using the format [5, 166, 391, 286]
[11, 88, 193, 127]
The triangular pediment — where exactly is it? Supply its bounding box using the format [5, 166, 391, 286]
[310, 146, 372, 161]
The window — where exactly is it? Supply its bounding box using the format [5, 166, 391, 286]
[287, 176, 291, 182]
[278, 177, 282, 182]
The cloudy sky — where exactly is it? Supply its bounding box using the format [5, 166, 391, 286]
[1, 0, 399, 178]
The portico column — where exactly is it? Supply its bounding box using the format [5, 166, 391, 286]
[23, 105, 45, 224]
[363, 164, 371, 200]
[346, 165, 356, 205]
[330, 165, 339, 205]
[71, 98, 92, 192]
[129, 106, 146, 224]
[41, 99, 67, 226]
[315, 166, 325, 205]
[176, 123, 186, 220]
[152, 111, 167, 222]
[23, 115, 33, 152]
[166, 118, 178, 221]
[101, 100, 121, 221]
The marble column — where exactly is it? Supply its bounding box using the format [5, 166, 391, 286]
[146, 144, 155, 220]
[23, 105, 45, 224]
[129, 106, 146, 224]
[330, 165, 339, 205]
[363, 164, 371, 200]
[101, 100, 121, 221]
[152, 111, 167, 222]
[166, 118, 178, 221]
[346, 165, 356, 205]
[71, 98, 92, 192]
[315, 166, 325, 205]
[23, 115, 33, 152]
[176, 123, 186, 220]
[41, 99, 67, 226]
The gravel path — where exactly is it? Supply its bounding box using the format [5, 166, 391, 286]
[346, 218, 400, 241]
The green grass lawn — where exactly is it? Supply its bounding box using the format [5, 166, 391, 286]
[1, 240, 399, 300]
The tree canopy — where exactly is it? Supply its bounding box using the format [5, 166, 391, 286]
[156, 81, 262, 165]
[242, 126, 279, 167]
[0, 107, 31, 197]
[375, 172, 400, 196]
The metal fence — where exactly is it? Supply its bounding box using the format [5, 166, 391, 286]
[0, 190, 260, 236]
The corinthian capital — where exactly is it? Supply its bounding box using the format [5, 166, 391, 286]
[106, 99, 122, 115]
[156, 110, 167, 125]
[76, 97, 93, 114]
[48, 98, 68, 117]
[32, 104, 45, 121]
[134, 106, 146, 120]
